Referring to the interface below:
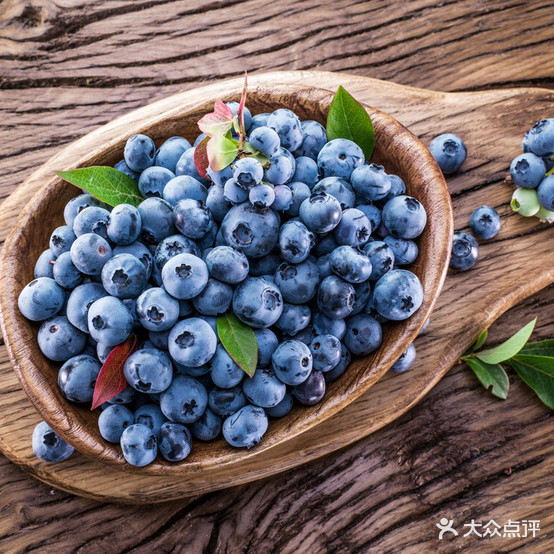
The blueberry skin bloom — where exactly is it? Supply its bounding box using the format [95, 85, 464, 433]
[292, 370, 326, 406]
[161, 253, 209, 300]
[34, 249, 56, 279]
[138, 166, 175, 198]
[334, 208, 372, 247]
[154, 234, 200, 272]
[124, 134, 156, 172]
[155, 136, 192, 173]
[73, 206, 111, 240]
[160, 375, 208, 424]
[70, 233, 113, 275]
[124, 348, 173, 394]
[210, 344, 244, 388]
[272, 340, 313, 386]
[134, 404, 167, 438]
[537, 175, 554, 211]
[190, 407, 223, 441]
[299, 192, 343, 234]
[383, 236, 419, 266]
[38, 316, 87, 362]
[101, 253, 148, 299]
[267, 109, 303, 151]
[98, 405, 134, 443]
[173, 198, 214, 239]
[248, 126, 281, 158]
[137, 197, 175, 244]
[429, 133, 467, 174]
[136, 287, 179, 332]
[526, 118, 554, 157]
[232, 277, 284, 328]
[309, 334, 342, 372]
[274, 259, 319, 304]
[510, 153, 546, 189]
[391, 343, 416, 372]
[312, 176, 356, 210]
[193, 278, 233, 316]
[265, 393, 294, 418]
[233, 157, 264, 188]
[470, 206, 501, 239]
[18, 277, 65, 321]
[32, 421, 74, 463]
[64, 193, 105, 227]
[253, 328, 279, 368]
[107, 204, 142, 245]
[120, 423, 157, 467]
[275, 303, 311, 336]
[294, 120, 327, 160]
[58, 354, 101, 402]
[344, 314, 383, 356]
[209, 386, 247, 416]
[50, 225, 77, 257]
[168, 318, 217, 367]
[350, 164, 392, 202]
[278, 220, 315, 264]
[205, 246, 249, 284]
[450, 231, 479, 271]
[317, 275, 356, 320]
[317, 138, 365, 180]
[287, 182, 312, 217]
[243, 368, 287, 408]
[292, 156, 319, 187]
[382, 196, 427, 239]
[222, 405, 269, 448]
[373, 269, 424, 320]
[115, 241, 153, 279]
[159, 422, 192, 462]
[87, 296, 134, 346]
[363, 241, 395, 281]
[329, 246, 372, 284]
[163, 175, 209, 205]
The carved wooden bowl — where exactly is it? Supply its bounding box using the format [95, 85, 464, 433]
[0, 82, 453, 474]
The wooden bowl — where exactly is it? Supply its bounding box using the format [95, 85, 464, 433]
[0, 81, 453, 475]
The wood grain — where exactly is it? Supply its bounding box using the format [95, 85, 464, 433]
[1, 0, 553, 550]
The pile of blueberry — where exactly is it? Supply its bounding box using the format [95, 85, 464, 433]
[510, 118, 554, 221]
[21, 103, 428, 466]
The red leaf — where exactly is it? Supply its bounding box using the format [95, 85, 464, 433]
[194, 136, 210, 179]
[214, 99, 233, 118]
[91, 335, 138, 410]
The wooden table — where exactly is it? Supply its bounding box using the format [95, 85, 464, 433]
[1, 1, 553, 551]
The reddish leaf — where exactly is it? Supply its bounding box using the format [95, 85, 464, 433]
[214, 99, 233, 118]
[194, 136, 210, 179]
[198, 111, 234, 136]
[91, 335, 138, 410]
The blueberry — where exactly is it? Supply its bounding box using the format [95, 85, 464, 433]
[312, 312, 346, 340]
[96, 341, 112, 363]
[264, 154, 295, 185]
[162, 253, 209, 300]
[120, 423, 157, 467]
[334, 208, 371, 247]
[222, 404, 268, 448]
[363, 241, 395, 281]
[243, 368, 286, 408]
[278, 220, 315, 264]
[57, 354, 100, 402]
[299, 192, 342, 234]
[351, 279, 372, 316]
[294, 120, 327, 159]
[101, 254, 147, 298]
[470, 206, 501, 239]
[538, 174, 554, 211]
[249, 113, 271, 132]
[317, 275, 355, 320]
[275, 303, 311, 336]
[343, 314, 382, 356]
[137, 197, 175, 244]
[136, 287, 179, 332]
[114, 241, 153, 279]
[272, 185, 294, 211]
[175, 147, 210, 185]
[265, 393, 294, 418]
[154, 234, 200, 272]
[312, 234, 339, 257]
[63, 194, 105, 227]
[52, 251, 84, 289]
[292, 326, 318, 346]
[168, 318, 217, 367]
[124, 348, 173, 394]
[173, 198, 213, 239]
[87, 296, 134, 346]
[38, 316, 86, 362]
[249, 184, 275, 208]
[224, 179, 250, 204]
[324, 344, 351, 382]
[292, 370, 325, 405]
[124, 134, 156, 172]
[205, 184, 232, 222]
[193, 278, 233, 315]
[209, 386, 247, 416]
[32, 421, 74, 463]
[253, 328, 279, 368]
[232, 277, 284, 328]
[382, 195, 427, 239]
[209, 344, 244, 389]
[34, 249, 56, 279]
[114, 159, 140, 181]
[430, 133, 467, 174]
[163, 175, 209, 205]
[134, 404, 167, 438]
[373, 269, 423, 320]
[391, 343, 416, 372]
[510, 153, 546, 189]
[98, 405, 134, 443]
[351, 164, 391, 202]
[205, 246, 249, 284]
[292, 156, 319, 187]
[233, 157, 264, 188]
[160, 374, 208, 424]
[108, 385, 136, 405]
[329, 246, 372, 284]
[272, 340, 312, 386]
[317, 138, 364, 180]
[286, 181, 312, 217]
[309, 334, 341, 372]
[450, 231, 479, 271]
[526, 118, 554, 157]
[383, 236, 419, 266]
[207, 165, 234, 188]
[138, 166, 175, 198]
[18, 277, 65, 321]
[50, 225, 77, 257]
[106, 204, 142, 246]
[267, 109, 303, 151]
[220, 202, 280, 258]
[380, 174, 407, 204]
[190, 407, 222, 441]
[248, 253, 282, 276]
[314, 178, 356, 211]
[155, 136, 192, 172]
[70, 233, 113, 275]
[248, 126, 281, 158]
[274, 259, 319, 304]
[159, 422, 192, 461]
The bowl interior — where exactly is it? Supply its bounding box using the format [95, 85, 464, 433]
[0, 83, 452, 475]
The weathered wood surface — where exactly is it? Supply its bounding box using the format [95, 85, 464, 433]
[1, 0, 554, 551]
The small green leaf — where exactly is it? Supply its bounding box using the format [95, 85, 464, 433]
[216, 313, 258, 378]
[520, 339, 554, 357]
[509, 354, 554, 410]
[56, 167, 143, 207]
[242, 142, 270, 167]
[468, 329, 488, 353]
[475, 318, 536, 364]
[465, 358, 509, 399]
[326, 85, 375, 159]
[207, 135, 239, 171]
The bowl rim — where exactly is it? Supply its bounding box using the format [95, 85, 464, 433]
[0, 79, 453, 475]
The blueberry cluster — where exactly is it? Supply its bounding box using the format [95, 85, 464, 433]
[20, 103, 427, 467]
[510, 119, 554, 222]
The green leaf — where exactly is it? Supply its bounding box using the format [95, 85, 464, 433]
[326, 85, 375, 159]
[56, 167, 143, 207]
[216, 313, 258, 378]
[509, 355, 554, 410]
[468, 329, 488, 353]
[520, 339, 554, 357]
[207, 135, 239, 171]
[465, 358, 509, 400]
[475, 318, 536, 364]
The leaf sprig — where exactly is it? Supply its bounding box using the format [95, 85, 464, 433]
[462, 318, 554, 409]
